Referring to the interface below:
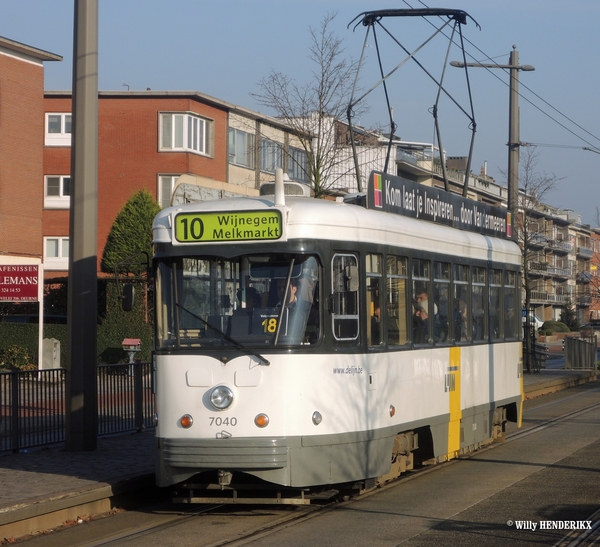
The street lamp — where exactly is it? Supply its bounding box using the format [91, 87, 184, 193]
[451, 45, 534, 243]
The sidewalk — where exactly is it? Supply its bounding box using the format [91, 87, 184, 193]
[0, 368, 597, 540]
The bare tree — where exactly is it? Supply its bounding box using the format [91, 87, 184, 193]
[516, 146, 561, 371]
[252, 12, 372, 198]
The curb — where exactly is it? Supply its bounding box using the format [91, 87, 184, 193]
[524, 371, 598, 400]
[0, 474, 156, 540]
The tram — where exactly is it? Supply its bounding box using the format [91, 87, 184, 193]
[147, 170, 523, 500]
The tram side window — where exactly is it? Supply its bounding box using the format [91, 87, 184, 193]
[452, 264, 470, 343]
[489, 269, 503, 340]
[331, 254, 359, 341]
[366, 254, 382, 347]
[386, 255, 408, 346]
[433, 262, 450, 343]
[504, 270, 518, 339]
[472, 267, 487, 341]
[412, 259, 431, 344]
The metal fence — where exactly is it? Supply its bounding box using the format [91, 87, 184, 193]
[565, 337, 598, 370]
[0, 362, 154, 453]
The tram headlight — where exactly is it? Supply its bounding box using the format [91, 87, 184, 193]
[312, 411, 322, 425]
[209, 385, 234, 410]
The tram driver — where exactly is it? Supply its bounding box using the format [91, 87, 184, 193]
[276, 277, 319, 343]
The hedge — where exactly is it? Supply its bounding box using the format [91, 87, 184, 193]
[541, 320, 570, 334]
[0, 280, 152, 367]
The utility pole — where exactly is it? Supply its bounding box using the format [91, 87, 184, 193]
[451, 46, 534, 243]
[451, 46, 535, 372]
[66, 0, 99, 451]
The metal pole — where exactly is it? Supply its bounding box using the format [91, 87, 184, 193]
[508, 46, 520, 243]
[65, 0, 99, 451]
[450, 48, 534, 241]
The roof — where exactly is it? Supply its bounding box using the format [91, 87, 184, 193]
[0, 36, 62, 62]
[44, 90, 301, 134]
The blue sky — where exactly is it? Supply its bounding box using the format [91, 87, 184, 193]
[2, 0, 599, 225]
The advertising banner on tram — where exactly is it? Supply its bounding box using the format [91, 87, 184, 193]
[367, 171, 511, 240]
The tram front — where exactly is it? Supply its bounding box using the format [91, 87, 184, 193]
[152, 199, 323, 488]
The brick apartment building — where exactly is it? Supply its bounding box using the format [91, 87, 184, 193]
[1, 35, 310, 282]
[0, 38, 61, 261]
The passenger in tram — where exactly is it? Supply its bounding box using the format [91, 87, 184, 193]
[412, 302, 429, 343]
[413, 285, 432, 343]
[453, 298, 468, 341]
[234, 287, 262, 315]
[434, 288, 449, 342]
[371, 304, 381, 345]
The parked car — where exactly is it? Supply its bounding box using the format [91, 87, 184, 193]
[525, 314, 544, 330]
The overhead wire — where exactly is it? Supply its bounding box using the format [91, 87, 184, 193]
[400, 0, 600, 152]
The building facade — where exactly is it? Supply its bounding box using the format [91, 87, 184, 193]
[0, 37, 61, 260]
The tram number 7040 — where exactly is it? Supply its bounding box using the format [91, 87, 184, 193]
[209, 416, 237, 427]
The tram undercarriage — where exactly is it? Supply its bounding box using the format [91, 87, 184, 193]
[167, 402, 516, 505]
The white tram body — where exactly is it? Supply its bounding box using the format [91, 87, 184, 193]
[151, 171, 523, 491]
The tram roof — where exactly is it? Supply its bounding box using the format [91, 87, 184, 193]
[154, 196, 521, 265]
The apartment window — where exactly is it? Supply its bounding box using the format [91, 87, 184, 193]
[288, 147, 309, 182]
[260, 139, 283, 173]
[44, 237, 69, 270]
[45, 113, 72, 146]
[159, 175, 179, 208]
[160, 112, 211, 155]
[44, 175, 70, 209]
[228, 128, 255, 168]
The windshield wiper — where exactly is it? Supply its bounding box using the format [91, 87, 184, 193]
[175, 303, 270, 366]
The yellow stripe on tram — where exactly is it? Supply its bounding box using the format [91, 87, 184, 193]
[448, 346, 462, 459]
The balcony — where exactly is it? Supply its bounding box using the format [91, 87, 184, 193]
[576, 271, 593, 284]
[577, 292, 592, 307]
[530, 290, 569, 304]
[547, 239, 573, 254]
[576, 246, 594, 259]
[528, 234, 548, 249]
[528, 261, 548, 276]
[547, 266, 572, 279]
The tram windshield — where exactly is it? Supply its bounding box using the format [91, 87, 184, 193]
[155, 254, 320, 349]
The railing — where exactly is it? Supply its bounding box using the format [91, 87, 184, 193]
[547, 240, 573, 253]
[547, 266, 571, 278]
[577, 246, 594, 259]
[576, 271, 593, 284]
[0, 362, 154, 453]
[530, 290, 570, 304]
[565, 336, 597, 369]
[528, 261, 548, 274]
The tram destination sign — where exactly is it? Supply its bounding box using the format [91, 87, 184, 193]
[174, 210, 282, 243]
[367, 171, 511, 239]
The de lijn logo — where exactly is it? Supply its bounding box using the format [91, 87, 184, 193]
[367, 171, 510, 240]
